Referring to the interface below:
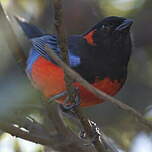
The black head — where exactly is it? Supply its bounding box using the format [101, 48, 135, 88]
[83, 16, 133, 47]
[95, 16, 133, 32]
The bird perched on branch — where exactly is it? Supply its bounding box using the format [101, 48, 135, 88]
[16, 16, 133, 107]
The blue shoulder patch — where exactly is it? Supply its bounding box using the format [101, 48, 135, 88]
[68, 52, 80, 67]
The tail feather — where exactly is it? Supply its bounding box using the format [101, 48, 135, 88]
[15, 16, 44, 39]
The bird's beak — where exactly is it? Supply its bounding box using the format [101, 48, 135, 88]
[115, 19, 133, 31]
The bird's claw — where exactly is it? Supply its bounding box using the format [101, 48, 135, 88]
[48, 88, 80, 111]
[61, 88, 80, 111]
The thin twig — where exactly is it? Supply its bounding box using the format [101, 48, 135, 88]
[45, 46, 152, 131]
[53, 0, 76, 102]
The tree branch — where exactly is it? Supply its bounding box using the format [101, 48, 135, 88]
[53, 0, 76, 103]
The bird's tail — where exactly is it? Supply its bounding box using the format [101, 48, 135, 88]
[15, 16, 44, 39]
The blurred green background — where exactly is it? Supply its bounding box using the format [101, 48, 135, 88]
[0, 0, 152, 151]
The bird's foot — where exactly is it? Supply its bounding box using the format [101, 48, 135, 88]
[48, 88, 80, 111]
[61, 88, 80, 111]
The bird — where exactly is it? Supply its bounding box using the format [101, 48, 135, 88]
[16, 16, 133, 107]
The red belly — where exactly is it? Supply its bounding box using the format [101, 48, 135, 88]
[31, 56, 123, 107]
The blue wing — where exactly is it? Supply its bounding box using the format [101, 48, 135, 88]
[16, 17, 81, 73]
[30, 34, 81, 67]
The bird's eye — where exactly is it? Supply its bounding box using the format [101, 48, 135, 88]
[101, 25, 110, 31]
[102, 25, 105, 29]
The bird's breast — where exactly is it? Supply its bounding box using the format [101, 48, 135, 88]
[30, 56, 124, 107]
